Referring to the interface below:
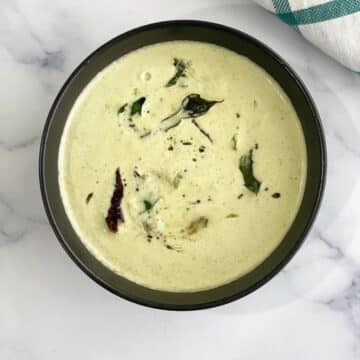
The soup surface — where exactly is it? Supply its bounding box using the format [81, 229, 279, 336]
[59, 41, 307, 292]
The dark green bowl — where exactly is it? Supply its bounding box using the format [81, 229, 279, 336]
[39, 20, 326, 310]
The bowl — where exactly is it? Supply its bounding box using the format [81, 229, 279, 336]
[39, 20, 326, 310]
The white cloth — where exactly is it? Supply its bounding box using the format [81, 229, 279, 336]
[254, 0, 360, 71]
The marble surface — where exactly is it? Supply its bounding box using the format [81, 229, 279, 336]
[1, 0, 360, 358]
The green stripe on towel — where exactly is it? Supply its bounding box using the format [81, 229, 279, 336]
[272, 0, 299, 30]
[277, 0, 360, 26]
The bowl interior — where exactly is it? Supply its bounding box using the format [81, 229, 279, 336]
[40, 21, 325, 310]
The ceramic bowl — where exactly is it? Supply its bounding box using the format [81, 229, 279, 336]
[39, 20, 326, 310]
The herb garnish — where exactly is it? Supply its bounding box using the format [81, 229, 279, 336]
[165, 243, 182, 252]
[191, 119, 213, 143]
[160, 94, 223, 142]
[226, 213, 239, 218]
[186, 216, 208, 235]
[239, 150, 261, 194]
[133, 169, 142, 178]
[181, 93, 223, 118]
[190, 199, 201, 205]
[105, 168, 125, 232]
[142, 198, 159, 213]
[144, 200, 153, 211]
[172, 173, 183, 189]
[130, 97, 146, 116]
[140, 131, 151, 138]
[166, 58, 188, 87]
[118, 103, 128, 114]
[86, 192, 94, 204]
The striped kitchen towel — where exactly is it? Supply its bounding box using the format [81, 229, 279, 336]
[254, 0, 360, 71]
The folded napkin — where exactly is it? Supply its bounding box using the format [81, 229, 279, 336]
[254, 0, 360, 71]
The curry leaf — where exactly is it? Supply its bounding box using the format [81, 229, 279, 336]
[181, 94, 223, 118]
[130, 97, 146, 116]
[118, 103, 128, 114]
[239, 150, 261, 194]
[160, 94, 222, 142]
[144, 200, 153, 211]
[142, 198, 159, 213]
[166, 58, 187, 87]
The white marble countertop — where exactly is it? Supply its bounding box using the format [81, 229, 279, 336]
[1, 0, 360, 358]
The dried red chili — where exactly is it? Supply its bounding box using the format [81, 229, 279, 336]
[105, 168, 125, 232]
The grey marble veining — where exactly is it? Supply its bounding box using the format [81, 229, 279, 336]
[1, 0, 359, 359]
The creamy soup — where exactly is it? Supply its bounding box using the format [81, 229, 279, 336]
[59, 41, 307, 292]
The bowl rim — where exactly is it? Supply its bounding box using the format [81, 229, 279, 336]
[39, 19, 326, 310]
